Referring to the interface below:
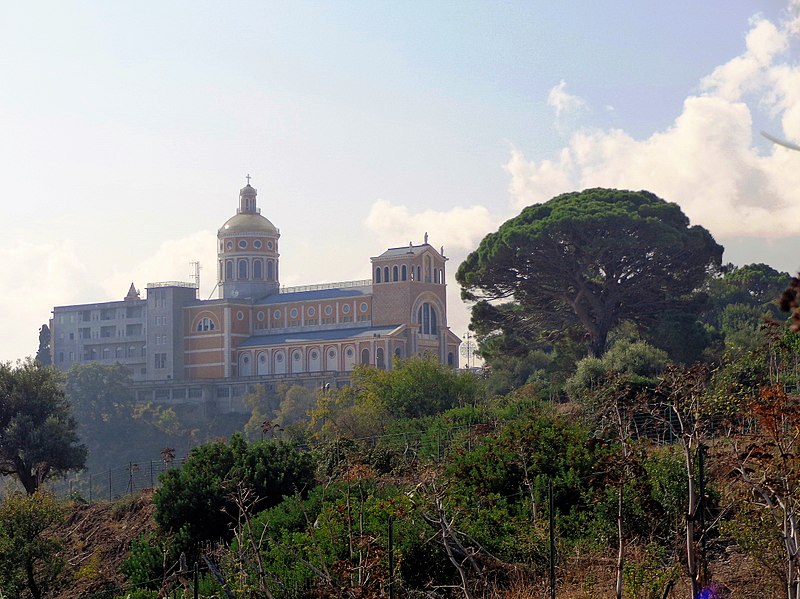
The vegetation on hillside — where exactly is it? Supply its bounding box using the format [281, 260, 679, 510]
[4, 188, 800, 598]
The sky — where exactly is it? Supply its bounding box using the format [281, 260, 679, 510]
[1, 1, 799, 363]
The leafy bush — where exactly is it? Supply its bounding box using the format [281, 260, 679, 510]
[153, 433, 316, 553]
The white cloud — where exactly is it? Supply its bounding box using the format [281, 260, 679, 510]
[507, 6, 800, 240]
[547, 80, 587, 119]
[0, 239, 105, 362]
[547, 80, 588, 134]
[102, 230, 219, 301]
[364, 199, 500, 254]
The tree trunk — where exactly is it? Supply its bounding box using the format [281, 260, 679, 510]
[26, 558, 41, 599]
[616, 485, 624, 599]
[684, 440, 699, 598]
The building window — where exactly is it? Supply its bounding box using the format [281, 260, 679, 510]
[155, 353, 166, 369]
[254, 239, 262, 249]
[418, 303, 438, 335]
[376, 348, 385, 369]
[237, 311, 244, 321]
[226, 241, 233, 250]
[238, 239, 248, 249]
[307, 306, 315, 317]
[290, 308, 298, 319]
[311, 350, 318, 360]
[238, 259, 248, 279]
[393, 265, 398, 281]
[257, 311, 265, 321]
[401, 265, 407, 281]
[416, 266, 421, 281]
[253, 259, 263, 280]
[225, 260, 233, 280]
[267, 240, 274, 249]
[273, 309, 282, 320]
[375, 267, 381, 283]
[360, 302, 368, 313]
[197, 317, 216, 332]
[342, 304, 350, 315]
[267, 260, 274, 281]
[383, 266, 389, 282]
[361, 348, 370, 364]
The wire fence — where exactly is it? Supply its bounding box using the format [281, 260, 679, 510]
[54, 421, 494, 502]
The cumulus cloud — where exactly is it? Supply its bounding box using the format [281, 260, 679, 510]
[102, 230, 219, 302]
[364, 199, 500, 254]
[0, 239, 105, 362]
[548, 80, 588, 133]
[508, 6, 800, 239]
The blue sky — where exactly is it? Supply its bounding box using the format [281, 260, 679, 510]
[1, 1, 798, 362]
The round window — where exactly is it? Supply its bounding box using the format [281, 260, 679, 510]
[276, 353, 284, 362]
[360, 302, 368, 313]
[226, 241, 233, 250]
[324, 305, 332, 316]
[311, 351, 318, 360]
[253, 240, 262, 249]
[267, 241, 274, 249]
[243, 356, 249, 363]
[346, 348, 353, 357]
[237, 311, 244, 321]
[238, 240, 247, 249]
[342, 304, 351, 314]
[293, 352, 301, 361]
[328, 350, 336, 358]
[257, 311, 265, 321]
[290, 308, 298, 318]
[307, 307, 315, 317]
[273, 310, 281, 320]
[259, 354, 266, 363]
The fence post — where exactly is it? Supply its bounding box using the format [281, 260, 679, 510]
[388, 515, 395, 599]
[549, 477, 556, 599]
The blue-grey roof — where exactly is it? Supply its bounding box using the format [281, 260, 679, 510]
[238, 325, 403, 348]
[255, 286, 371, 305]
[375, 244, 429, 258]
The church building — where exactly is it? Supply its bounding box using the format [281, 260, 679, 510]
[50, 180, 461, 396]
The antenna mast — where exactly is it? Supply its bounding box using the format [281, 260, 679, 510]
[190, 261, 202, 290]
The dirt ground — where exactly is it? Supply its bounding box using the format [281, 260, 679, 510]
[53, 489, 158, 599]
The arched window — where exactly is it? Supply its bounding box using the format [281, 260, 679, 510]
[383, 267, 389, 282]
[425, 256, 432, 282]
[267, 260, 274, 281]
[253, 259, 263, 280]
[375, 267, 382, 283]
[376, 348, 385, 369]
[361, 348, 370, 365]
[448, 352, 454, 366]
[401, 265, 407, 281]
[434, 269, 440, 284]
[392, 265, 398, 281]
[225, 260, 233, 280]
[417, 303, 438, 335]
[197, 317, 216, 332]
[238, 259, 248, 280]
[416, 266, 421, 282]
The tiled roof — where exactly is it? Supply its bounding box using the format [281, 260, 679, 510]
[375, 244, 430, 258]
[238, 325, 404, 348]
[256, 286, 371, 304]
